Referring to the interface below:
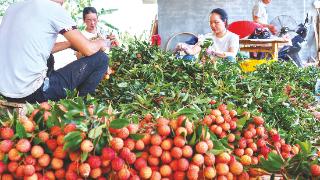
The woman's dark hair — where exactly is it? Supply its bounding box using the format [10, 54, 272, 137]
[83, 7, 98, 20]
[210, 8, 228, 26]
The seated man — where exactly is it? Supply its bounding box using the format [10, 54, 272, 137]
[0, 0, 110, 103]
[76, 6, 119, 59]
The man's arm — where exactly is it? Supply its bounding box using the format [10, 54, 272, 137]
[253, 15, 266, 25]
[253, 16, 277, 34]
[62, 29, 107, 56]
[51, 41, 71, 54]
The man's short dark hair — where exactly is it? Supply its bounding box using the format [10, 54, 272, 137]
[83, 7, 98, 20]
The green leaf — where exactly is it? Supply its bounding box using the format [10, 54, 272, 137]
[77, 123, 88, 132]
[208, 149, 225, 155]
[221, 138, 233, 150]
[3, 154, 8, 164]
[257, 152, 284, 173]
[227, 102, 235, 110]
[297, 141, 312, 154]
[135, 152, 142, 158]
[88, 126, 103, 139]
[129, 134, 145, 140]
[132, 115, 140, 124]
[25, 102, 35, 114]
[110, 118, 130, 129]
[63, 138, 82, 151]
[188, 130, 197, 146]
[95, 104, 107, 117]
[33, 137, 42, 145]
[236, 116, 249, 130]
[181, 93, 189, 102]
[15, 122, 27, 139]
[174, 108, 200, 117]
[64, 131, 82, 142]
[117, 82, 128, 88]
[196, 125, 203, 141]
[81, 152, 89, 162]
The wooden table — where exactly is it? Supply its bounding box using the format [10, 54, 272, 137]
[240, 39, 289, 60]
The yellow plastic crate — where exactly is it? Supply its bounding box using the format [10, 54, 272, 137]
[239, 59, 277, 72]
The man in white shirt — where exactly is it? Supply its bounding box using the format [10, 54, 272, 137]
[0, 0, 110, 103]
[76, 7, 119, 59]
[252, 0, 276, 34]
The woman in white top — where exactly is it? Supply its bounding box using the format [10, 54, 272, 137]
[177, 8, 239, 61]
[204, 8, 239, 60]
[176, 8, 239, 61]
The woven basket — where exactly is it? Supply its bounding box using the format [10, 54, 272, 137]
[165, 32, 197, 51]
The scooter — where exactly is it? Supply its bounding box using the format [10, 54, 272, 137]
[278, 14, 309, 67]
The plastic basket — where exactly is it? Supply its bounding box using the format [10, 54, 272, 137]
[239, 59, 277, 72]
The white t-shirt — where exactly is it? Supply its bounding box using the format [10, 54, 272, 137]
[200, 31, 239, 58]
[80, 28, 111, 53]
[82, 30, 99, 39]
[252, 0, 268, 24]
[0, 0, 76, 98]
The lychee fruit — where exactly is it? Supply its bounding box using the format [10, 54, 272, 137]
[1, 174, 14, 180]
[79, 163, 91, 178]
[0, 127, 14, 140]
[38, 154, 50, 167]
[0, 140, 13, 153]
[157, 125, 171, 137]
[46, 139, 58, 151]
[118, 167, 130, 180]
[55, 168, 66, 179]
[311, 164, 320, 176]
[195, 141, 208, 154]
[117, 127, 130, 139]
[124, 138, 135, 151]
[88, 155, 101, 169]
[110, 137, 124, 152]
[135, 140, 145, 151]
[51, 158, 64, 170]
[215, 163, 229, 176]
[101, 147, 116, 160]
[8, 148, 21, 161]
[80, 139, 94, 153]
[139, 166, 152, 179]
[229, 161, 243, 175]
[0, 161, 6, 174]
[16, 139, 31, 153]
[31, 145, 44, 158]
[38, 131, 49, 142]
[192, 154, 204, 166]
[127, 124, 139, 134]
[64, 123, 77, 134]
[111, 157, 124, 171]
[125, 152, 136, 164]
[204, 153, 215, 166]
[134, 157, 147, 171]
[149, 145, 163, 157]
[23, 164, 35, 176]
[25, 155, 36, 165]
[53, 146, 67, 159]
[7, 161, 18, 173]
[177, 158, 189, 171]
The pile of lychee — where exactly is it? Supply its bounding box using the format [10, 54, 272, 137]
[0, 102, 318, 180]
